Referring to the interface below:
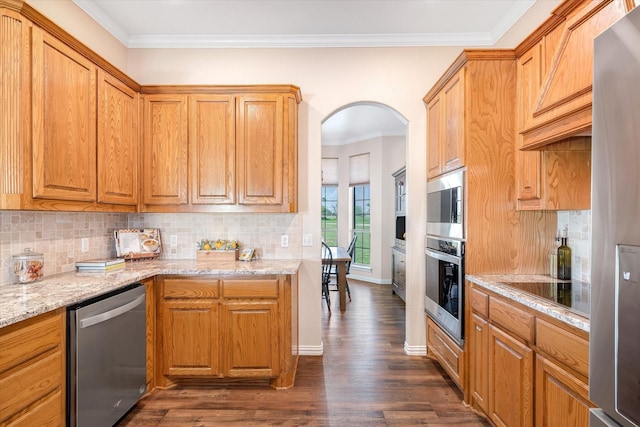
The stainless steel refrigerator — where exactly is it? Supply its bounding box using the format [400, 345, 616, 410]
[590, 5, 640, 427]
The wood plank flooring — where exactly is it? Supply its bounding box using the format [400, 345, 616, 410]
[118, 280, 490, 426]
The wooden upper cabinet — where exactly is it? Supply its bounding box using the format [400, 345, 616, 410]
[97, 70, 139, 205]
[236, 94, 284, 207]
[31, 26, 97, 202]
[0, 9, 30, 210]
[425, 67, 465, 179]
[426, 95, 442, 178]
[517, 0, 632, 149]
[188, 94, 235, 205]
[142, 94, 188, 206]
[141, 87, 300, 213]
[442, 69, 465, 173]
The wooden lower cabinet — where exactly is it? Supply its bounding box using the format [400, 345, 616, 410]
[162, 300, 219, 376]
[426, 317, 464, 389]
[469, 313, 489, 413]
[221, 301, 279, 378]
[488, 324, 534, 427]
[0, 309, 65, 426]
[466, 282, 593, 427]
[535, 355, 591, 427]
[157, 274, 298, 389]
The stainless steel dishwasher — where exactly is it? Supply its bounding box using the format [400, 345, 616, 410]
[67, 283, 147, 427]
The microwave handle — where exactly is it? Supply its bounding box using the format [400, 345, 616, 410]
[425, 248, 461, 264]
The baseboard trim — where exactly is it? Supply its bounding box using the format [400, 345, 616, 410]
[348, 274, 392, 285]
[299, 343, 324, 356]
[404, 341, 427, 356]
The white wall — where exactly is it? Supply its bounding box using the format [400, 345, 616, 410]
[22, 0, 561, 355]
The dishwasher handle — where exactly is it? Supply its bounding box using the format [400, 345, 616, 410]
[80, 294, 146, 329]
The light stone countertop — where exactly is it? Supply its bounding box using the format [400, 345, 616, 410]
[466, 274, 590, 333]
[0, 259, 301, 329]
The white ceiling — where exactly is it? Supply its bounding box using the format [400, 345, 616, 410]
[71, 0, 560, 145]
[73, 0, 544, 49]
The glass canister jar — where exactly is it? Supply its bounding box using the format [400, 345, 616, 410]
[12, 248, 44, 284]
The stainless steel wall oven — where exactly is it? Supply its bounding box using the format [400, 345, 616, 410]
[425, 237, 464, 345]
[425, 169, 465, 345]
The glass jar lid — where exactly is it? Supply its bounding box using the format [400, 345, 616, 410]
[12, 247, 43, 261]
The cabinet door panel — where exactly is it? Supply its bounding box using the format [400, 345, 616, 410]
[236, 95, 283, 206]
[221, 301, 279, 378]
[162, 300, 219, 376]
[189, 94, 235, 204]
[469, 314, 489, 413]
[32, 27, 97, 201]
[535, 355, 592, 427]
[426, 95, 442, 179]
[489, 325, 534, 427]
[97, 70, 138, 205]
[142, 94, 188, 205]
[442, 69, 464, 173]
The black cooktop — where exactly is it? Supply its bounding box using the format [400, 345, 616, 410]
[501, 280, 590, 318]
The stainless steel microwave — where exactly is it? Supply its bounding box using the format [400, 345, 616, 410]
[427, 169, 464, 240]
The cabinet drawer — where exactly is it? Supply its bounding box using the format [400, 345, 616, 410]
[489, 297, 534, 343]
[163, 277, 219, 299]
[0, 311, 63, 373]
[0, 350, 63, 421]
[426, 317, 464, 389]
[469, 287, 489, 318]
[222, 279, 279, 299]
[536, 318, 589, 378]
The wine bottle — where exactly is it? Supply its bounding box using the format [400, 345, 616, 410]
[557, 236, 572, 280]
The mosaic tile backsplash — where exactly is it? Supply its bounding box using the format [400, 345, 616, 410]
[1, 211, 302, 285]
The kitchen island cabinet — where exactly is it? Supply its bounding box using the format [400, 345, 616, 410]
[0, 309, 66, 426]
[465, 276, 592, 427]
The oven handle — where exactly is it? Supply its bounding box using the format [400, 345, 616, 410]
[425, 248, 462, 264]
[80, 294, 146, 329]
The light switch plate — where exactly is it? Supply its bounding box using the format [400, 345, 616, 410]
[81, 238, 89, 253]
[281, 235, 289, 248]
[170, 235, 178, 246]
[302, 234, 313, 247]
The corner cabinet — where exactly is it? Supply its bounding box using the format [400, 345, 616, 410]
[141, 87, 301, 213]
[0, 4, 140, 212]
[156, 274, 298, 389]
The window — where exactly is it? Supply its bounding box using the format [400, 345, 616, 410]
[321, 186, 338, 246]
[352, 184, 370, 266]
[349, 153, 370, 266]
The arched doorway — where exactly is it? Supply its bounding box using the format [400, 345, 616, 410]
[320, 102, 408, 294]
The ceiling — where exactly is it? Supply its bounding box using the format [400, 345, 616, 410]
[71, 0, 559, 145]
[73, 0, 544, 49]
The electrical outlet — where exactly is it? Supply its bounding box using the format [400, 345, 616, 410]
[302, 234, 313, 247]
[170, 235, 178, 246]
[81, 238, 89, 253]
[281, 235, 289, 248]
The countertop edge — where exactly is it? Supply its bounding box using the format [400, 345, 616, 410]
[466, 274, 590, 333]
[0, 259, 301, 329]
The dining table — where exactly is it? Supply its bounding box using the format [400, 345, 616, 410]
[322, 246, 351, 312]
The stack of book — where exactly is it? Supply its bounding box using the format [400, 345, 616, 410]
[76, 258, 126, 273]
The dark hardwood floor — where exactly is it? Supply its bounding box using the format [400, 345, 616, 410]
[119, 280, 490, 426]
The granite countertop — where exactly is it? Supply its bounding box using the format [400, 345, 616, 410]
[0, 259, 301, 329]
[466, 274, 590, 333]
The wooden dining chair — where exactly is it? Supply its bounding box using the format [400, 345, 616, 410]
[331, 234, 356, 301]
[321, 241, 333, 312]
